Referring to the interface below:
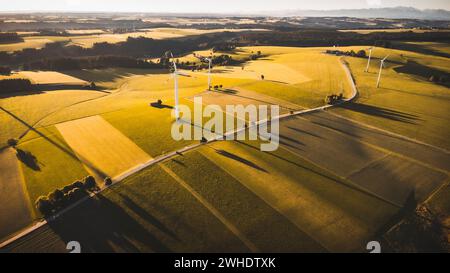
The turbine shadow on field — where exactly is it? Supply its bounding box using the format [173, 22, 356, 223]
[212, 147, 268, 173]
[47, 194, 171, 253]
[235, 140, 379, 198]
[286, 126, 324, 139]
[117, 193, 180, 241]
[339, 103, 421, 124]
[0, 106, 108, 178]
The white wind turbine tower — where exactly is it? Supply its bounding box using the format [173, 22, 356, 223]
[365, 47, 374, 72]
[170, 52, 180, 120]
[194, 53, 212, 90]
[376, 55, 389, 88]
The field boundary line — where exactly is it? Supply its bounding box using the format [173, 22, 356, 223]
[326, 111, 450, 155]
[276, 145, 403, 208]
[199, 148, 330, 252]
[303, 114, 449, 175]
[344, 153, 392, 179]
[160, 164, 260, 253]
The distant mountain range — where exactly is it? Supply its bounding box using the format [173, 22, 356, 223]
[267, 7, 450, 20]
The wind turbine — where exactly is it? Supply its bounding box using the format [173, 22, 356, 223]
[376, 55, 389, 88]
[194, 53, 212, 90]
[170, 52, 180, 120]
[365, 47, 374, 72]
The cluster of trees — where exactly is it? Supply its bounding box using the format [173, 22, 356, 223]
[325, 93, 344, 105]
[0, 32, 23, 44]
[213, 43, 237, 52]
[239, 30, 450, 48]
[326, 49, 367, 58]
[0, 66, 11, 75]
[35, 176, 98, 216]
[0, 78, 33, 93]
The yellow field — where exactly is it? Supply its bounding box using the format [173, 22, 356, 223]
[0, 36, 69, 52]
[56, 115, 152, 178]
[188, 88, 304, 115]
[328, 45, 450, 149]
[15, 71, 87, 85]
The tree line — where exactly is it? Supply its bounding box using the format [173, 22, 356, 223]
[0, 32, 23, 44]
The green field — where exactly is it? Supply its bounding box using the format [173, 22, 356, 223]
[330, 46, 450, 150]
[1, 43, 449, 251]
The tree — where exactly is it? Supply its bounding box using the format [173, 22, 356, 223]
[84, 176, 97, 190]
[71, 180, 84, 189]
[0, 66, 11, 75]
[35, 196, 53, 215]
[52, 189, 64, 201]
[7, 138, 18, 147]
[104, 177, 112, 186]
[356, 50, 367, 58]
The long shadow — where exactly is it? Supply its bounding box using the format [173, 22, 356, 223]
[0, 106, 108, 178]
[64, 68, 166, 83]
[394, 61, 450, 88]
[286, 126, 324, 139]
[278, 135, 305, 146]
[117, 193, 180, 242]
[47, 194, 171, 253]
[34, 84, 111, 94]
[339, 102, 421, 124]
[150, 102, 173, 109]
[212, 148, 268, 173]
[235, 140, 400, 208]
[15, 148, 40, 171]
[391, 42, 450, 59]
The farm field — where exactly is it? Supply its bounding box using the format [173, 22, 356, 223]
[56, 115, 152, 179]
[0, 28, 267, 52]
[329, 46, 450, 150]
[15, 71, 88, 85]
[1, 42, 449, 253]
[0, 148, 33, 241]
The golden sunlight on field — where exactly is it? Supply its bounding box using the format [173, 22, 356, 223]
[56, 115, 152, 178]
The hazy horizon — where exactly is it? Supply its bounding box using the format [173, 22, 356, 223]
[1, 0, 449, 13]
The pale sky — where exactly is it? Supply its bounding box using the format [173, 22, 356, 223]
[1, 0, 449, 13]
